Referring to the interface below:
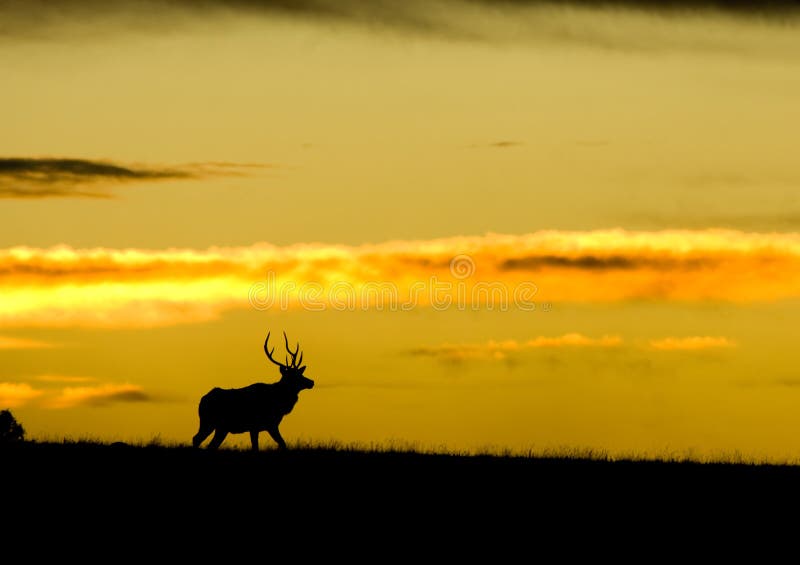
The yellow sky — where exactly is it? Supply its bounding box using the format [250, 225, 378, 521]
[2, 1, 800, 459]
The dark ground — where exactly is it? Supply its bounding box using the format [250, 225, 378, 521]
[3, 441, 799, 547]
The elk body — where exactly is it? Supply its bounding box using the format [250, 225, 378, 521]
[193, 332, 314, 451]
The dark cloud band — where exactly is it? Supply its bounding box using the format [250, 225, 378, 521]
[474, 1, 800, 14]
[0, 157, 264, 199]
[0, 158, 189, 182]
[1, 0, 797, 43]
[85, 388, 151, 406]
[500, 254, 713, 271]
[0, 157, 190, 199]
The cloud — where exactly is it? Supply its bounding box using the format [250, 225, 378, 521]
[0, 335, 57, 349]
[490, 141, 523, 148]
[476, 1, 799, 15]
[0, 382, 44, 408]
[1, 0, 798, 55]
[409, 333, 738, 363]
[0, 157, 189, 182]
[35, 375, 95, 383]
[526, 334, 623, 348]
[648, 336, 736, 350]
[45, 383, 151, 408]
[626, 211, 800, 231]
[409, 333, 623, 361]
[2, 229, 800, 327]
[773, 377, 800, 388]
[516, 255, 631, 270]
[0, 158, 268, 199]
[483, 141, 524, 148]
[0, 0, 476, 42]
[2, 1, 797, 30]
[0, 378, 153, 408]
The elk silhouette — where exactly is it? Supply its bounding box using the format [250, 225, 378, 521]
[193, 331, 314, 451]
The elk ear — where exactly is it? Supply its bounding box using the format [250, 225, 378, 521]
[298, 366, 306, 375]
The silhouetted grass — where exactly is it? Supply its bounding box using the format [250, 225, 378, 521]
[6, 438, 800, 482]
[5, 438, 800, 541]
[8, 436, 800, 463]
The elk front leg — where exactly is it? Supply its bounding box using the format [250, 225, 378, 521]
[250, 430, 259, 451]
[266, 426, 287, 450]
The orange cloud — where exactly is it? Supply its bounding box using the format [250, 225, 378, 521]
[648, 336, 736, 351]
[410, 333, 623, 361]
[35, 375, 95, 383]
[0, 382, 44, 407]
[0, 379, 151, 408]
[2, 229, 800, 327]
[0, 335, 56, 349]
[525, 334, 623, 348]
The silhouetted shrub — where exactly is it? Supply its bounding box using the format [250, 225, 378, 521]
[0, 409, 25, 443]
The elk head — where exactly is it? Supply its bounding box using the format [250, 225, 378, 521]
[264, 331, 314, 391]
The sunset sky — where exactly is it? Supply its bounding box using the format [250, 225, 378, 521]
[3, 0, 800, 459]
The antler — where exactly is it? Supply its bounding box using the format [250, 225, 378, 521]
[264, 332, 286, 368]
[283, 331, 304, 368]
[264, 331, 305, 369]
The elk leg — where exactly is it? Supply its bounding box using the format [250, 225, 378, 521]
[250, 430, 260, 451]
[193, 424, 214, 448]
[207, 429, 228, 450]
[266, 426, 287, 450]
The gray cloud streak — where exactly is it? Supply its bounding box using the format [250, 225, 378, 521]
[1, 1, 797, 44]
[0, 0, 476, 42]
[84, 388, 151, 406]
[0, 157, 190, 199]
[0, 157, 189, 180]
[0, 157, 266, 199]
[499, 254, 713, 271]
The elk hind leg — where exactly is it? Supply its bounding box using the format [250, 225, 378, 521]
[193, 423, 214, 448]
[207, 429, 228, 450]
[250, 430, 260, 452]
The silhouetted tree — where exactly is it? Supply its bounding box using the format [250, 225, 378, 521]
[0, 409, 25, 443]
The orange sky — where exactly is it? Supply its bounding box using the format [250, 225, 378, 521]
[2, 1, 800, 460]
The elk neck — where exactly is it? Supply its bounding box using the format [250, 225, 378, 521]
[276, 375, 302, 397]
